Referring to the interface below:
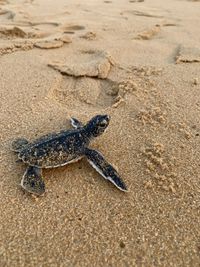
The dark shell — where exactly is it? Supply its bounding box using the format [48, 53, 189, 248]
[18, 129, 89, 168]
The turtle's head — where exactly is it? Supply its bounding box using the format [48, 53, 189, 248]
[85, 115, 110, 138]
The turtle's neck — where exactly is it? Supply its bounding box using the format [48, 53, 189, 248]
[81, 125, 95, 142]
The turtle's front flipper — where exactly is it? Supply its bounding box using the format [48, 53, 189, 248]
[85, 148, 128, 192]
[21, 166, 45, 195]
[70, 118, 83, 129]
[11, 138, 29, 152]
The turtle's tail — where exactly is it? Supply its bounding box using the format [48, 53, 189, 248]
[11, 138, 29, 152]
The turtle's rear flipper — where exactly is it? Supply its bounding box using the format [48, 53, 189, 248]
[11, 138, 29, 152]
[21, 166, 45, 196]
[85, 148, 128, 192]
[70, 118, 83, 129]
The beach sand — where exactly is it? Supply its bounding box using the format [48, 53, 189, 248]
[0, 0, 200, 266]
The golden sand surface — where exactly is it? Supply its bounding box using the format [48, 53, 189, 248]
[0, 0, 200, 266]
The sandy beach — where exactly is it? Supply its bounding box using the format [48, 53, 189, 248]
[0, 0, 200, 266]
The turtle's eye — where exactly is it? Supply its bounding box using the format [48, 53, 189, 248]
[99, 120, 107, 127]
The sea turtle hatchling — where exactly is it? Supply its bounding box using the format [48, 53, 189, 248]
[12, 115, 128, 195]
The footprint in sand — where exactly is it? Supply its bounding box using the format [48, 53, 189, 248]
[48, 76, 121, 111]
[0, 19, 60, 40]
[0, 11, 73, 51]
[47, 50, 140, 110]
[4, 21, 60, 42]
[0, 25, 55, 40]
